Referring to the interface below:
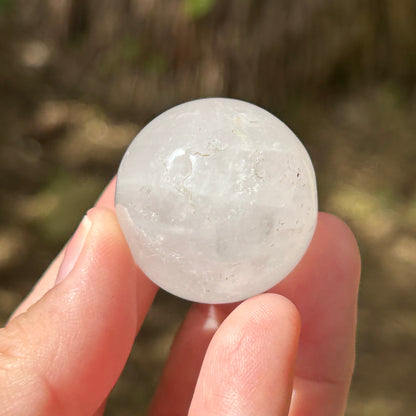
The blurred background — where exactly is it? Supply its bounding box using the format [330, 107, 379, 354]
[0, 0, 415, 414]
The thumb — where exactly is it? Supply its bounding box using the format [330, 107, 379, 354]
[0, 208, 157, 416]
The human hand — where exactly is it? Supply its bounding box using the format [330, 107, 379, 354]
[1, 178, 360, 416]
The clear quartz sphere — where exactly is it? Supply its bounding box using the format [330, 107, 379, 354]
[115, 98, 318, 304]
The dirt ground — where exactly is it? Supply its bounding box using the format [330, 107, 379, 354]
[1, 1, 416, 415]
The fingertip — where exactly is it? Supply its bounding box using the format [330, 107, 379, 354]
[315, 212, 361, 284]
[319, 211, 360, 252]
[80, 206, 133, 276]
[8, 179, 119, 322]
[189, 293, 300, 416]
[95, 176, 117, 210]
[86, 205, 119, 233]
[264, 293, 301, 332]
[83, 206, 158, 332]
[236, 293, 301, 340]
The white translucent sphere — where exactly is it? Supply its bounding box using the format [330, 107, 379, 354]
[115, 98, 318, 304]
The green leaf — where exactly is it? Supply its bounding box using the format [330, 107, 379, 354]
[0, 0, 13, 13]
[145, 54, 167, 75]
[183, 0, 216, 19]
[120, 36, 141, 63]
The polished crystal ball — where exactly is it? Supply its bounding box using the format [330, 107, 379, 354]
[115, 98, 318, 303]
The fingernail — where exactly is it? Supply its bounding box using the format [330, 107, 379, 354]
[55, 215, 92, 285]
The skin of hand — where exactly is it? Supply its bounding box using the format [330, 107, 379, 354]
[0, 178, 361, 416]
